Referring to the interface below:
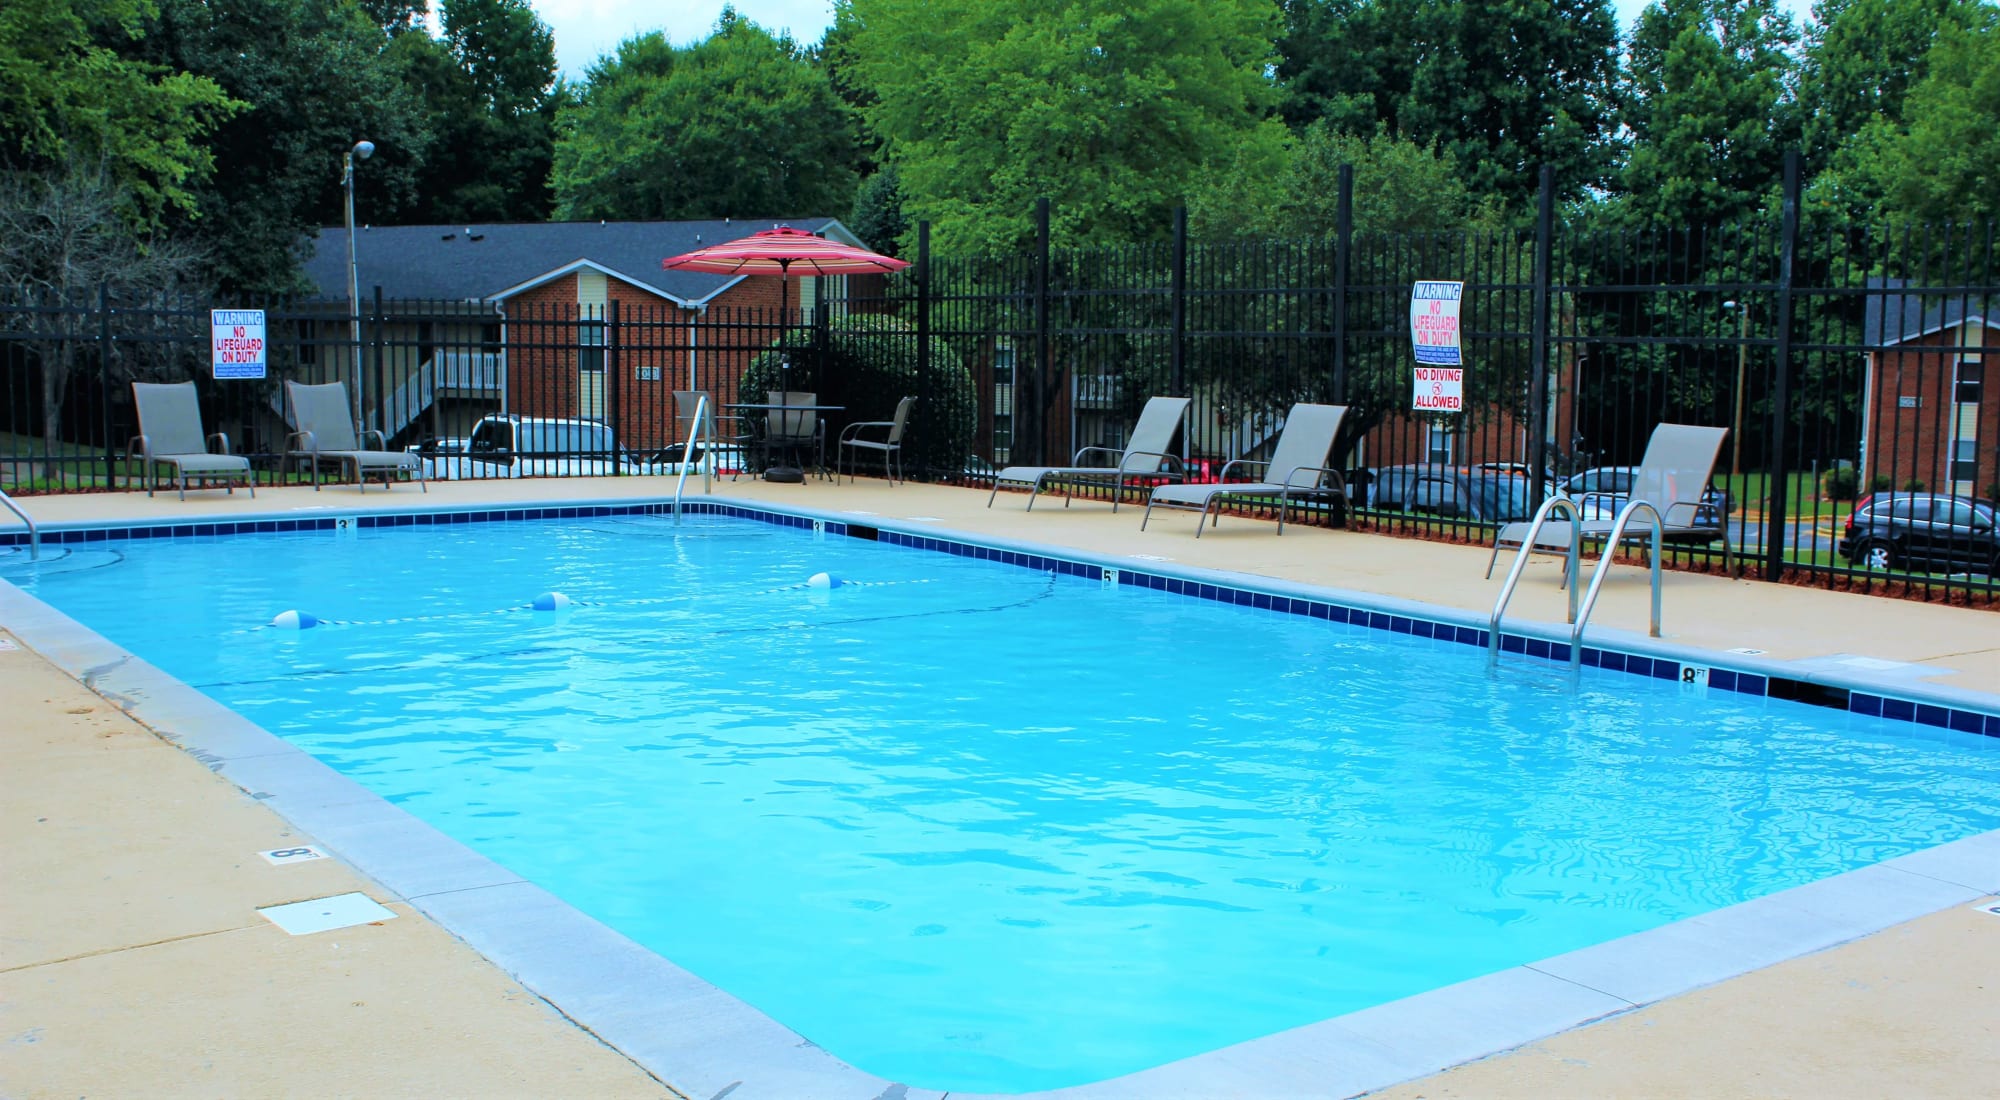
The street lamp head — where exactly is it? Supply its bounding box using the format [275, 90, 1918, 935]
[1723, 299, 1739, 309]
[352, 140, 375, 160]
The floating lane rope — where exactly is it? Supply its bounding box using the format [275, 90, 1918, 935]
[259, 574, 926, 631]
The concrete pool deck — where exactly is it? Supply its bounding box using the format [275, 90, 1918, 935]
[3, 475, 1997, 1098]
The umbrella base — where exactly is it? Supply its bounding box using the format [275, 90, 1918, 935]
[763, 466, 806, 484]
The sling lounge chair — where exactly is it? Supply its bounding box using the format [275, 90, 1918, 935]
[284, 380, 426, 492]
[1486, 423, 1730, 580]
[1142, 403, 1348, 537]
[987, 395, 1190, 511]
[130, 381, 255, 500]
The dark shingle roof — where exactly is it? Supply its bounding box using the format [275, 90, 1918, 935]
[1864, 276, 1992, 348]
[299, 217, 859, 304]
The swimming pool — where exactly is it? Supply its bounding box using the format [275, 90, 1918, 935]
[7, 502, 2000, 1095]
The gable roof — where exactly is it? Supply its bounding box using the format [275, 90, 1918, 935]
[299, 217, 867, 307]
[1864, 276, 1992, 348]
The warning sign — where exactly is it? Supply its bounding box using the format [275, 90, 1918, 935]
[211, 309, 267, 380]
[1409, 281, 1463, 367]
[1412, 366, 1464, 412]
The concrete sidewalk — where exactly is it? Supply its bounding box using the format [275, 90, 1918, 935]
[3, 476, 1997, 1098]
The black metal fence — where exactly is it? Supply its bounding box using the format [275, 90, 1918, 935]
[4, 155, 1995, 602]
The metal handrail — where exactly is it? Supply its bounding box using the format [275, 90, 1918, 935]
[671, 393, 710, 525]
[1569, 500, 1666, 669]
[1488, 495, 1584, 662]
[0, 487, 39, 560]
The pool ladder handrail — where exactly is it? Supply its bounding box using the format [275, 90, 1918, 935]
[1489, 496, 1666, 670]
[671, 393, 711, 524]
[1488, 496, 1584, 663]
[0, 487, 38, 560]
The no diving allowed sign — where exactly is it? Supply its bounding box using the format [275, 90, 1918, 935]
[1410, 281, 1464, 412]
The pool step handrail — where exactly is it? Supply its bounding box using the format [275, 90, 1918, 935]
[0, 487, 38, 560]
[671, 392, 710, 524]
[1488, 496, 1584, 663]
[1568, 499, 1665, 669]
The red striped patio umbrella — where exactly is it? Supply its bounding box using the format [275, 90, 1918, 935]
[660, 224, 911, 280]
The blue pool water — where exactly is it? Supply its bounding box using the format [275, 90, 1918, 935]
[14, 513, 2000, 1092]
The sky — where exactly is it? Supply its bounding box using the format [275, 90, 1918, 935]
[526, 0, 1815, 82]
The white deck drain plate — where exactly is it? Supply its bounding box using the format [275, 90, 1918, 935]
[258, 892, 396, 935]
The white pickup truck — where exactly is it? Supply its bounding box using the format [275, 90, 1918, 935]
[413, 415, 692, 480]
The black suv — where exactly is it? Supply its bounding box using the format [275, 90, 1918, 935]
[1839, 493, 2000, 575]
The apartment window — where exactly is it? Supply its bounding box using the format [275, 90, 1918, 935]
[578, 321, 606, 420]
[1951, 437, 1978, 483]
[1426, 425, 1454, 464]
[1955, 359, 1983, 405]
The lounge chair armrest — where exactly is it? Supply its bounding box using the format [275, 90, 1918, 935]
[207, 431, 233, 456]
[1279, 464, 1347, 493]
[360, 426, 389, 449]
[287, 430, 319, 454]
[1120, 450, 1185, 477]
[1219, 457, 1270, 482]
[131, 433, 152, 461]
[1069, 444, 1125, 468]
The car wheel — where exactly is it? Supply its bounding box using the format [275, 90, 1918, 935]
[1855, 539, 1897, 571]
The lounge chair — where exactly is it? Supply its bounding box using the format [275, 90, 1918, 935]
[1486, 423, 1730, 579]
[837, 395, 917, 484]
[1141, 403, 1348, 536]
[284, 380, 426, 492]
[987, 395, 1190, 511]
[129, 381, 255, 500]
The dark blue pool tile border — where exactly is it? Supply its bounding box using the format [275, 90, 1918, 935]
[14, 500, 1994, 740]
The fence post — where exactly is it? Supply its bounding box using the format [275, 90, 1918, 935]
[1170, 206, 1187, 397]
[605, 297, 621, 472]
[916, 221, 932, 473]
[99, 284, 116, 488]
[369, 285, 385, 433]
[1034, 197, 1052, 465]
[1762, 151, 1803, 582]
[1334, 165, 1352, 405]
[1528, 165, 1554, 505]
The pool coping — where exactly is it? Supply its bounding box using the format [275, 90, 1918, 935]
[5, 491, 1998, 1100]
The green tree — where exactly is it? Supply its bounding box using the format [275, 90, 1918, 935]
[840, 0, 1281, 253]
[1796, 0, 1986, 179]
[849, 165, 907, 256]
[124, 0, 436, 292]
[1275, 0, 1622, 210]
[0, 0, 237, 226]
[1840, 12, 2000, 223]
[1615, 0, 1800, 227]
[552, 10, 861, 221]
[1189, 122, 1499, 238]
[401, 0, 561, 223]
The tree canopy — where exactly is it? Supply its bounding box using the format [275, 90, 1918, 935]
[837, 0, 1282, 254]
[550, 11, 860, 222]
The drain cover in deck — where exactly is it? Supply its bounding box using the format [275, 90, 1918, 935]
[258, 892, 396, 935]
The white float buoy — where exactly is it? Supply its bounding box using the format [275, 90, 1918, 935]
[270, 610, 320, 630]
[807, 571, 843, 590]
[531, 591, 573, 611]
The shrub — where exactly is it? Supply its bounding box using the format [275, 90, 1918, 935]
[1902, 477, 1927, 492]
[740, 314, 976, 479]
[1869, 475, 1894, 492]
[1820, 465, 1860, 501]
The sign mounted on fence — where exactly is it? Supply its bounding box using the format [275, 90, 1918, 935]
[210, 309, 267, 379]
[1409, 281, 1463, 366]
[1412, 366, 1464, 412]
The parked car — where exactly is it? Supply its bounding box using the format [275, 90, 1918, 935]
[1365, 464, 1537, 523]
[413, 415, 688, 480]
[1839, 492, 1999, 575]
[1560, 466, 1730, 525]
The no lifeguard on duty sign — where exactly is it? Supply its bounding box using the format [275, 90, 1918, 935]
[1409, 281, 1464, 412]
[211, 309, 267, 380]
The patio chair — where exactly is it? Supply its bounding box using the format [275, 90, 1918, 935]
[284, 380, 426, 493]
[766, 390, 826, 479]
[837, 395, 917, 484]
[1486, 423, 1730, 581]
[1141, 403, 1348, 537]
[987, 395, 1190, 511]
[129, 381, 255, 500]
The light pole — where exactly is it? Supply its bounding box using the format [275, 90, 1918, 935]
[1725, 299, 1748, 484]
[343, 140, 374, 421]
